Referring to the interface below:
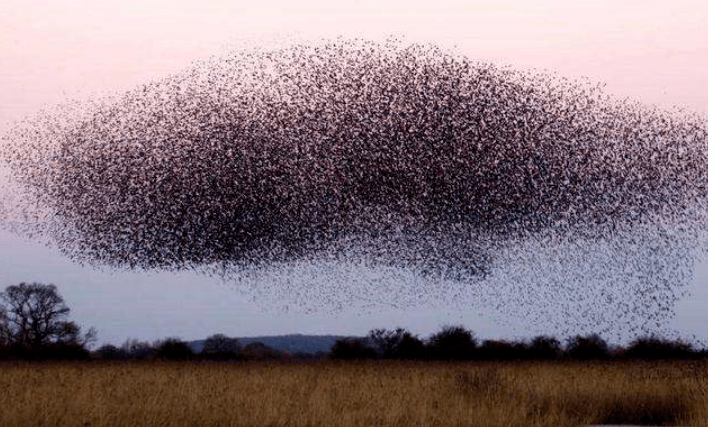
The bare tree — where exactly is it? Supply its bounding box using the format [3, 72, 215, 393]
[0, 282, 94, 348]
[201, 333, 241, 359]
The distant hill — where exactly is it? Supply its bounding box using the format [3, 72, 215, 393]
[188, 334, 354, 355]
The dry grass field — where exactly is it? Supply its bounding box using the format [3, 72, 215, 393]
[0, 360, 706, 427]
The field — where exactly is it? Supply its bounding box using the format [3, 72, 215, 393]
[0, 360, 707, 427]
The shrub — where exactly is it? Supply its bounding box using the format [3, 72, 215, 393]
[428, 325, 477, 360]
[154, 338, 194, 360]
[94, 344, 129, 360]
[566, 334, 609, 360]
[200, 334, 242, 361]
[478, 339, 526, 360]
[624, 336, 695, 360]
[527, 335, 562, 360]
[241, 342, 280, 361]
[330, 338, 378, 360]
[367, 328, 426, 360]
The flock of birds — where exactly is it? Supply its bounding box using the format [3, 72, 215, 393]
[2, 38, 708, 339]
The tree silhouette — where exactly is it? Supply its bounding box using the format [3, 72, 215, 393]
[330, 338, 378, 360]
[94, 344, 129, 360]
[527, 335, 562, 360]
[367, 328, 425, 359]
[566, 334, 609, 360]
[154, 338, 194, 360]
[201, 333, 242, 360]
[624, 336, 694, 360]
[428, 325, 477, 360]
[0, 282, 95, 350]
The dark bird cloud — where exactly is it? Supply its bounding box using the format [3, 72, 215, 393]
[2, 38, 707, 338]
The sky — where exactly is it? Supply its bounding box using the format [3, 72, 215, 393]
[1, 0, 707, 347]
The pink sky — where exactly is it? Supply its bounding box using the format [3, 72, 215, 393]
[1, 0, 707, 345]
[1, 0, 706, 131]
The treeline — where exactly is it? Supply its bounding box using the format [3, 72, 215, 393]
[85, 326, 708, 362]
[4, 326, 708, 363]
[2, 283, 707, 362]
[330, 326, 708, 362]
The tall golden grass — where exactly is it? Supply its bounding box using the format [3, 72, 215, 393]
[0, 360, 706, 427]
